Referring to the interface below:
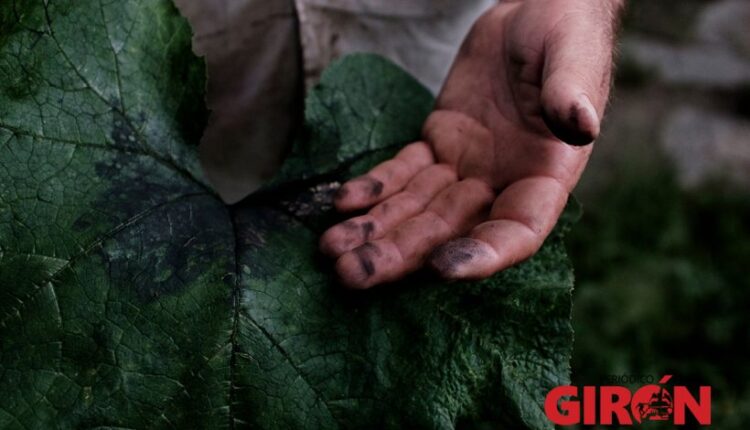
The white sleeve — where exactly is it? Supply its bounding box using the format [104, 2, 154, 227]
[175, 0, 302, 203]
[295, 0, 495, 93]
[173, 0, 495, 202]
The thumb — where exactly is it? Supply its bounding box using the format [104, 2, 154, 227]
[540, 5, 619, 146]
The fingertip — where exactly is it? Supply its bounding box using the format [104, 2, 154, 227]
[333, 176, 385, 212]
[319, 227, 345, 258]
[335, 253, 368, 289]
[320, 218, 378, 257]
[541, 94, 600, 146]
[335, 244, 380, 289]
[429, 238, 500, 280]
[333, 183, 349, 202]
[333, 184, 351, 212]
[333, 183, 355, 212]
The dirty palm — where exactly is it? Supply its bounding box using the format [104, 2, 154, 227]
[2, 0, 581, 428]
[322, 0, 619, 289]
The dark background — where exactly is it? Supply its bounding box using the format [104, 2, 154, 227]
[568, 0, 750, 428]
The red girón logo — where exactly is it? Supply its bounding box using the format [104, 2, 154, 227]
[544, 375, 712, 426]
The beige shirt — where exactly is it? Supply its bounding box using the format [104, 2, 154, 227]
[176, 0, 494, 202]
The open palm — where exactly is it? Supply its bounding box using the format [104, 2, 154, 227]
[321, 0, 622, 288]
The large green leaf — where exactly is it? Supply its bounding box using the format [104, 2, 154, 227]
[0, 1, 574, 428]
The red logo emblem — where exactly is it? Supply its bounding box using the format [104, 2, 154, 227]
[632, 375, 674, 422]
[544, 374, 711, 426]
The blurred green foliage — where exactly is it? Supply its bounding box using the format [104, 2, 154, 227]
[620, 0, 705, 42]
[568, 164, 750, 428]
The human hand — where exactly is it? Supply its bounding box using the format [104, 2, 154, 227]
[321, 0, 623, 288]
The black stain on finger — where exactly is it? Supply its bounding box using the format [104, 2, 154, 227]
[361, 221, 375, 240]
[568, 105, 579, 129]
[341, 220, 359, 231]
[429, 238, 487, 278]
[337, 221, 360, 249]
[335, 177, 383, 202]
[360, 256, 375, 277]
[354, 243, 381, 277]
[541, 104, 596, 146]
[334, 185, 349, 201]
[366, 177, 384, 197]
